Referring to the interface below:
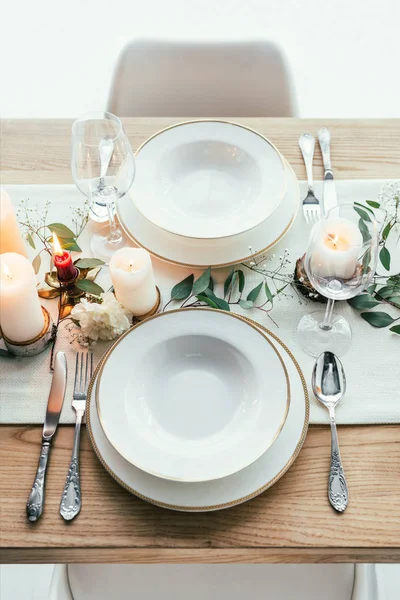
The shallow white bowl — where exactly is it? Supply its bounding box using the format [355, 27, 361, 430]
[87, 314, 308, 511]
[118, 157, 298, 268]
[96, 309, 290, 482]
[131, 121, 287, 239]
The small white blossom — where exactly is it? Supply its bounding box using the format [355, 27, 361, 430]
[71, 292, 131, 342]
[378, 181, 400, 232]
[299, 276, 304, 283]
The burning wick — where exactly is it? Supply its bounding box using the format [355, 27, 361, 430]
[128, 261, 135, 272]
[328, 233, 340, 248]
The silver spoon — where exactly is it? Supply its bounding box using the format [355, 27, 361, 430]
[312, 351, 349, 512]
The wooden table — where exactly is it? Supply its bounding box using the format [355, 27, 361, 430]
[1, 118, 399, 564]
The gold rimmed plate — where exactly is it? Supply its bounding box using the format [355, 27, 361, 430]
[86, 310, 309, 511]
[116, 126, 299, 269]
[95, 309, 290, 483]
[131, 120, 287, 240]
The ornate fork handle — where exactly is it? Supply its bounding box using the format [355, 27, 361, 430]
[60, 410, 83, 521]
[27, 440, 51, 522]
[298, 133, 316, 192]
[328, 409, 349, 512]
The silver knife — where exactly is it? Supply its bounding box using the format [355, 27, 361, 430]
[27, 351, 67, 522]
[318, 127, 337, 214]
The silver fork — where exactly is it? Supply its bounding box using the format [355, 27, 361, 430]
[299, 133, 321, 224]
[60, 352, 94, 521]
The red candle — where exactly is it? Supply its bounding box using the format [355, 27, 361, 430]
[52, 232, 78, 282]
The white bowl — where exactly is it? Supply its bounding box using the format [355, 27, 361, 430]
[96, 309, 290, 482]
[131, 120, 287, 239]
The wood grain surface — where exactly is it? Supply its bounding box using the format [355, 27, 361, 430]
[1, 119, 399, 564]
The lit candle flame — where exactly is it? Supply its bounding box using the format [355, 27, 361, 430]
[3, 264, 12, 280]
[52, 232, 64, 256]
[328, 233, 340, 248]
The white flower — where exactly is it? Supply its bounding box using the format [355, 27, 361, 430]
[71, 292, 131, 342]
[378, 181, 400, 232]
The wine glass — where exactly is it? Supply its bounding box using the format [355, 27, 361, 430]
[297, 204, 379, 357]
[71, 112, 135, 260]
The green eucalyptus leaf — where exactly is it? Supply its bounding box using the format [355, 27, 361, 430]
[75, 279, 104, 296]
[366, 200, 380, 209]
[354, 201, 374, 215]
[354, 206, 372, 222]
[60, 238, 82, 252]
[389, 324, 400, 335]
[358, 218, 372, 243]
[202, 291, 230, 311]
[237, 270, 245, 293]
[265, 282, 273, 305]
[362, 248, 371, 273]
[387, 296, 400, 308]
[196, 294, 218, 309]
[171, 274, 194, 301]
[32, 254, 41, 274]
[367, 284, 377, 294]
[192, 267, 211, 296]
[48, 223, 76, 238]
[347, 294, 380, 310]
[239, 299, 254, 309]
[74, 258, 105, 269]
[224, 268, 235, 298]
[377, 285, 396, 299]
[208, 276, 214, 292]
[380, 246, 391, 271]
[247, 282, 263, 303]
[360, 311, 395, 328]
[27, 233, 36, 249]
[382, 222, 392, 241]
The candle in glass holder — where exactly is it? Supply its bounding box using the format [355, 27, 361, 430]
[0, 252, 45, 342]
[109, 248, 157, 316]
[0, 189, 28, 257]
[52, 232, 78, 282]
[311, 217, 363, 280]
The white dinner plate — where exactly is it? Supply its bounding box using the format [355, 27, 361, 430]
[117, 156, 299, 268]
[131, 120, 287, 239]
[87, 312, 309, 512]
[96, 309, 290, 482]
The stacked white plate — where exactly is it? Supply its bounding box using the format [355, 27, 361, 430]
[87, 309, 309, 511]
[117, 120, 299, 268]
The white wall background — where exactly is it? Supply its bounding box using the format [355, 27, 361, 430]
[1, 0, 400, 118]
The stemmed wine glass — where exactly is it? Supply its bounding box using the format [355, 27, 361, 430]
[71, 112, 135, 260]
[297, 204, 379, 357]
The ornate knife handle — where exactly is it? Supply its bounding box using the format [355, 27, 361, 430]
[27, 440, 51, 522]
[318, 127, 332, 171]
[60, 411, 83, 521]
[328, 409, 349, 512]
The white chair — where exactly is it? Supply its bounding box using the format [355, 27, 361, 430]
[107, 40, 297, 117]
[49, 563, 379, 599]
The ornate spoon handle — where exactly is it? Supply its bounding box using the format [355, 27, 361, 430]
[27, 440, 51, 522]
[328, 408, 349, 512]
[60, 411, 83, 521]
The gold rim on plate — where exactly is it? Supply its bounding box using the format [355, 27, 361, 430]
[86, 309, 309, 511]
[116, 121, 300, 269]
[131, 119, 288, 241]
[94, 308, 291, 482]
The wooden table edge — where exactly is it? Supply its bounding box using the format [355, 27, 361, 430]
[1, 547, 399, 564]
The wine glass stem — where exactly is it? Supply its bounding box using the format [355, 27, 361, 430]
[320, 298, 335, 331]
[106, 199, 121, 243]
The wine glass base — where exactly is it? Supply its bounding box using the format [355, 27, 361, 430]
[297, 310, 352, 357]
[90, 224, 132, 260]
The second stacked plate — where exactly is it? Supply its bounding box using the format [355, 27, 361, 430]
[117, 120, 299, 268]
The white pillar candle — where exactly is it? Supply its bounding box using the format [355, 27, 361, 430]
[109, 248, 157, 316]
[0, 252, 45, 342]
[310, 217, 364, 280]
[0, 189, 28, 257]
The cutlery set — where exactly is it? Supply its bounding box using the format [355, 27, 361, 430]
[299, 127, 337, 223]
[27, 350, 93, 523]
